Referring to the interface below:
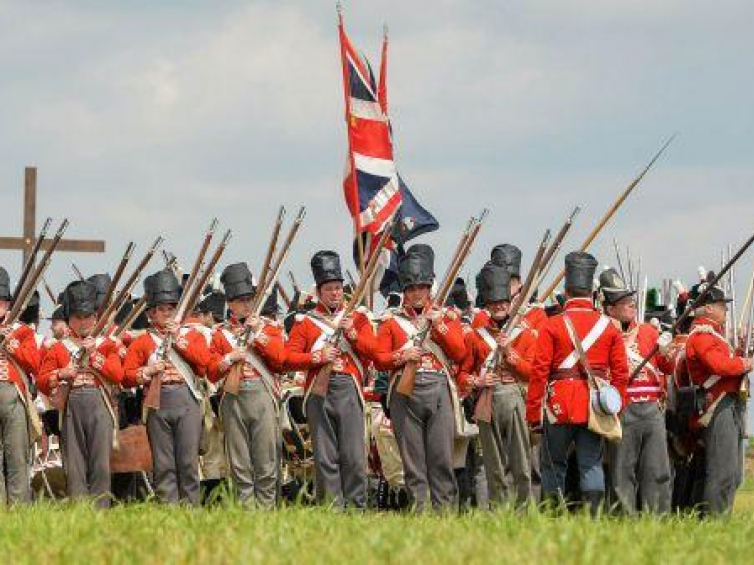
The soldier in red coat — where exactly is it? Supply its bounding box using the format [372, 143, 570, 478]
[284, 251, 378, 509]
[38, 280, 123, 507]
[123, 270, 211, 505]
[459, 263, 534, 507]
[208, 263, 285, 508]
[598, 268, 671, 514]
[374, 244, 467, 511]
[682, 281, 752, 514]
[526, 252, 629, 513]
[0, 266, 40, 504]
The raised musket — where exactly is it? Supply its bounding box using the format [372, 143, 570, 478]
[396, 210, 488, 397]
[11, 217, 52, 305]
[98, 242, 136, 317]
[542, 135, 675, 300]
[4, 219, 69, 331]
[225, 210, 304, 395]
[252, 206, 287, 314]
[308, 216, 396, 398]
[631, 228, 754, 379]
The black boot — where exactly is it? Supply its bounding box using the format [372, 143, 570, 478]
[583, 490, 605, 518]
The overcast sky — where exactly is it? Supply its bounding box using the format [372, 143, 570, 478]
[2, 0, 754, 310]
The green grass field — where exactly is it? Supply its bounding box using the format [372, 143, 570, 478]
[2, 484, 753, 565]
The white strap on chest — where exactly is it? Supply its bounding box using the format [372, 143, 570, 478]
[148, 331, 202, 400]
[393, 314, 452, 376]
[220, 327, 277, 384]
[557, 315, 611, 370]
[305, 314, 364, 377]
[686, 325, 734, 389]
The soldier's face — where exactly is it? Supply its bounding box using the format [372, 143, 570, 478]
[150, 303, 176, 326]
[487, 300, 511, 321]
[0, 299, 9, 318]
[706, 302, 728, 324]
[228, 296, 253, 319]
[404, 285, 431, 309]
[68, 313, 97, 337]
[318, 281, 344, 310]
[608, 296, 637, 323]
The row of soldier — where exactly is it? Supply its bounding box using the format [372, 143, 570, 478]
[0, 241, 749, 514]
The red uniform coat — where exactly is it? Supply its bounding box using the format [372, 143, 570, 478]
[619, 321, 671, 404]
[522, 304, 548, 332]
[0, 322, 40, 394]
[122, 326, 211, 388]
[208, 316, 286, 384]
[684, 317, 746, 426]
[374, 306, 467, 388]
[38, 336, 123, 397]
[284, 304, 378, 394]
[460, 309, 536, 385]
[526, 297, 629, 426]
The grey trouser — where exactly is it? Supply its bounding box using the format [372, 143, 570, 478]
[0, 382, 30, 504]
[390, 371, 457, 511]
[221, 378, 279, 508]
[478, 383, 531, 507]
[609, 401, 671, 514]
[146, 384, 202, 505]
[702, 394, 746, 514]
[541, 421, 605, 497]
[62, 387, 113, 508]
[306, 373, 366, 509]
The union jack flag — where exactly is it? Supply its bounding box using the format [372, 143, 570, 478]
[338, 11, 438, 263]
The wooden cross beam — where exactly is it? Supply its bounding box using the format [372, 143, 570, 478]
[0, 167, 106, 266]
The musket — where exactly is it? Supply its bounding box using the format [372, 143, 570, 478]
[613, 238, 627, 283]
[113, 296, 147, 338]
[98, 242, 136, 316]
[540, 207, 580, 274]
[252, 206, 286, 313]
[72, 264, 85, 281]
[542, 135, 675, 299]
[630, 228, 754, 379]
[143, 227, 219, 412]
[182, 218, 219, 314]
[396, 210, 488, 397]
[308, 216, 396, 398]
[276, 282, 291, 310]
[5, 219, 69, 331]
[534, 207, 581, 298]
[41, 277, 57, 305]
[183, 230, 233, 318]
[226, 210, 305, 395]
[476, 230, 551, 417]
[738, 258, 754, 341]
[12, 217, 52, 304]
[288, 271, 300, 293]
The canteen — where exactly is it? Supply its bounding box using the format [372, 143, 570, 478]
[591, 383, 622, 416]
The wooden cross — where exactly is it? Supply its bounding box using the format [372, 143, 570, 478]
[0, 167, 106, 266]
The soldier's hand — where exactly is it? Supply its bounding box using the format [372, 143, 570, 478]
[164, 320, 179, 338]
[59, 367, 76, 382]
[495, 332, 510, 347]
[401, 346, 422, 364]
[230, 347, 247, 363]
[0, 325, 12, 338]
[321, 344, 339, 363]
[426, 305, 443, 325]
[657, 331, 673, 355]
[475, 372, 496, 388]
[743, 358, 753, 373]
[146, 360, 166, 376]
[245, 315, 264, 334]
[504, 347, 521, 367]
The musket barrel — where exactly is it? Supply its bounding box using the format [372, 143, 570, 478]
[12, 217, 52, 304]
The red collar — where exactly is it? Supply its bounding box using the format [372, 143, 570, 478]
[691, 316, 723, 333]
[315, 302, 343, 317]
[563, 297, 595, 311]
